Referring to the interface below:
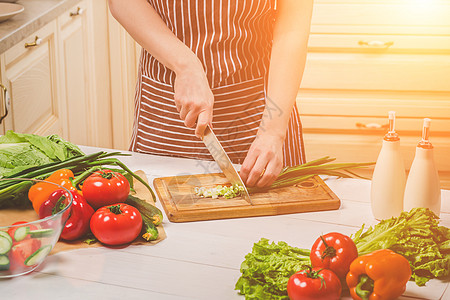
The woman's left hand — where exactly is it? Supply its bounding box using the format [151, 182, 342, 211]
[239, 133, 284, 188]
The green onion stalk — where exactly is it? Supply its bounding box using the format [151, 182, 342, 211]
[0, 151, 156, 208]
[248, 156, 374, 194]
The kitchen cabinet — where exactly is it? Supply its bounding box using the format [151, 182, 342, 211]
[57, 0, 113, 148]
[0, 0, 112, 148]
[0, 21, 64, 137]
[57, 1, 93, 146]
[107, 10, 141, 150]
[298, 0, 450, 187]
[0, 76, 6, 135]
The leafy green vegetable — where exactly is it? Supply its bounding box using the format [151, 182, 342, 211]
[0, 131, 84, 177]
[352, 208, 450, 286]
[46, 134, 84, 159]
[0, 143, 53, 175]
[235, 238, 311, 299]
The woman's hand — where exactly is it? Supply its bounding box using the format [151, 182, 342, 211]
[239, 133, 284, 188]
[173, 64, 214, 138]
[240, 0, 313, 188]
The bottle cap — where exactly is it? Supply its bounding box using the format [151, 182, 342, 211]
[418, 118, 433, 149]
[384, 111, 400, 141]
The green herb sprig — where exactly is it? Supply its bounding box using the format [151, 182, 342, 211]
[249, 156, 374, 193]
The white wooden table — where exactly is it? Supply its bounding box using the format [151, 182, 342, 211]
[1, 146, 449, 300]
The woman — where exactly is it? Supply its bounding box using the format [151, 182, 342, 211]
[108, 0, 313, 188]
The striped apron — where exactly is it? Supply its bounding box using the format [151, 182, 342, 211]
[130, 0, 306, 166]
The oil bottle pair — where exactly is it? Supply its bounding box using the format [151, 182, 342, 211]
[371, 111, 441, 220]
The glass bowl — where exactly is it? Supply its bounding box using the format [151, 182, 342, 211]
[0, 178, 73, 278]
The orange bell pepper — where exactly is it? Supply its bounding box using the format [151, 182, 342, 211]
[346, 249, 412, 300]
[28, 169, 77, 213]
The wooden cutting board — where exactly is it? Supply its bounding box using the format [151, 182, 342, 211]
[153, 173, 341, 222]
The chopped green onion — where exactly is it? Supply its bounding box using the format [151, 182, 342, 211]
[195, 184, 245, 199]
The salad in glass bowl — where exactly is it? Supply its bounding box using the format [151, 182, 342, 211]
[0, 178, 72, 278]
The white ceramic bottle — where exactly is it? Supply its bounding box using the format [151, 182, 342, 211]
[371, 111, 406, 220]
[403, 118, 441, 216]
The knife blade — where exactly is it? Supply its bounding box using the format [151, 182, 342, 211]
[202, 125, 252, 205]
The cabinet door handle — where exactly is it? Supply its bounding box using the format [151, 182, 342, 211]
[24, 36, 42, 48]
[358, 40, 394, 48]
[70, 7, 84, 17]
[356, 122, 389, 129]
[0, 83, 10, 124]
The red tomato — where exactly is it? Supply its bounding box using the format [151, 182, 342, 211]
[82, 170, 130, 209]
[310, 232, 358, 279]
[90, 203, 142, 245]
[9, 238, 42, 269]
[7, 221, 38, 242]
[287, 267, 341, 300]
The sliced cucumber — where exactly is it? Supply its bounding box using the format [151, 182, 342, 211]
[0, 231, 12, 244]
[13, 226, 30, 242]
[0, 255, 10, 271]
[24, 245, 52, 266]
[29, 229, 54, 238]
[0, 233, 12, 255]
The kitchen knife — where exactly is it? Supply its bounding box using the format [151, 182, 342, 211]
[202, 125, 252, 205]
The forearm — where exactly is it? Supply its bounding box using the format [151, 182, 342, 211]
[260, 0, 313, 139]
[109, 0, 213, 136]
[108, 0, 202, 74]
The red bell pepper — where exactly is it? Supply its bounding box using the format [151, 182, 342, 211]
[39, 189, 70, 219]
[39, 190, 94, 241]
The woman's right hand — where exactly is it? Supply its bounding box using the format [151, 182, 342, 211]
[173, 62, 214, 139]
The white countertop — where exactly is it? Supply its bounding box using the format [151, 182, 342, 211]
[1, 146, 449, 300]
